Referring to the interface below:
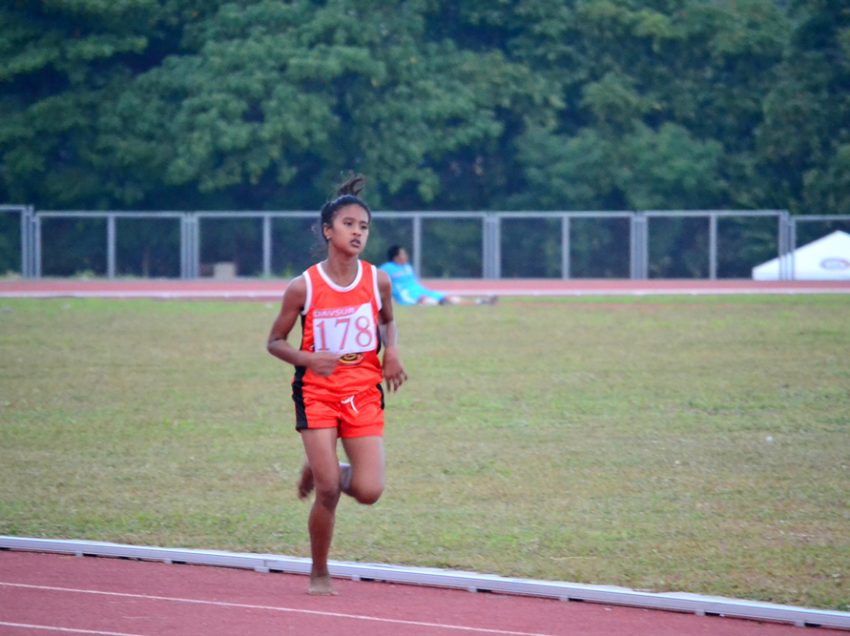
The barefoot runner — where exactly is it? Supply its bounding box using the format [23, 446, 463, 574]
[267, 174, 407, 595]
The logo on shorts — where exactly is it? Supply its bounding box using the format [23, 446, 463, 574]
[338, 353, 364, 366]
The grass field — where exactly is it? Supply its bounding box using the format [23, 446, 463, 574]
[0, 294, 848, 611]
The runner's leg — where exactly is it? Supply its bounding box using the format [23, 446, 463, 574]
[341, 435, 385, 505]
[300, 428, 342, 595]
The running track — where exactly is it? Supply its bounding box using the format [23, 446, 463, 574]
[1, 551, 845, 636]
[2, 277, 849, 635]
[1, 277, 849, 299]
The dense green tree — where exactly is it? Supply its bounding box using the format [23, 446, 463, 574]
[2, 0, 844, 215]
[1, 0, 847, 277]
[504, 0, 790, 211]
[0, 1, 163, 206]
[756, 0, 850, 215]
[97, 0, 539, 209]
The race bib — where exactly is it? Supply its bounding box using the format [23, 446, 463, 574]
[312, 303, 377, 355]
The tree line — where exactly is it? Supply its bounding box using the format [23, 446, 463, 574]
[1, 1, 848, 276]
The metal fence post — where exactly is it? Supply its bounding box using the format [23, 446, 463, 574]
[262, 214, 272, 278]
[412, 214, 422, 276]
[33, 213, 42, 278]
[180, 213, 198, 279]
[492, 214, 501, 279]
[482, 214, 500, 279]
[20, 206, 29, 278]
[481, 215, 489, 279]
[778, 210, 791, 281]
[107, 214, 116, 279]
[180, 214, 188, 279]
[192, 214, 200, 278]
[708, 213, 718, 280]
[630, 212, 648, 280]
[28, 206, 37, 278]
[561, 215, 571, 279]
[789, 214, 797, 281]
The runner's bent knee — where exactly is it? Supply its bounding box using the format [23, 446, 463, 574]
[351, 483, 383, 505]
[312, 475, 342, 508]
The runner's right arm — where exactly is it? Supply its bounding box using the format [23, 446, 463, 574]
[267, 276, 338, 377]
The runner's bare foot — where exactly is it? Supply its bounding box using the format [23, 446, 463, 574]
[308, 574, 337, 596]
[297, 462, 314, 500]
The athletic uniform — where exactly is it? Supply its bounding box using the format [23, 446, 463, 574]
[292, 260, 385, 438]
[379, 261, 445, 306]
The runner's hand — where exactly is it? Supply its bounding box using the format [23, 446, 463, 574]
[382, 351, 407, 392]
[308, 352, 339, 377]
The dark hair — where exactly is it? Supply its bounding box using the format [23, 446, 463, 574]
[318, 174, 371, 243]
[387, 245, 402, 261]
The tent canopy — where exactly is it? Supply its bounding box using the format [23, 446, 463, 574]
[752, 230, 850, 280]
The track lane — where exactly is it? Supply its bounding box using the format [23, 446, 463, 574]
[1, 278, 849, 300]
[1, 552, 841, 636]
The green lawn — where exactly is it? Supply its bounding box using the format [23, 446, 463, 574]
[0, 294, 847, 610]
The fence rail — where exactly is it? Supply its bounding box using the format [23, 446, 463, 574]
[2, 207, 849, 281]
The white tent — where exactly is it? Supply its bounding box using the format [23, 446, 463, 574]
[752, 230, 850, 280]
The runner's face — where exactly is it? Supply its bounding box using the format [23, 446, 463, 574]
[326, 204, 370, 255]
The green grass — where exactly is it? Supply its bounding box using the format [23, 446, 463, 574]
[0, 294, 848, 610]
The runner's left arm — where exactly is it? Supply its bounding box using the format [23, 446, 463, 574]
[377, 270, 407, 392]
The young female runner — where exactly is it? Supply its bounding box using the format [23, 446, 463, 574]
[266, 174, 407, 595]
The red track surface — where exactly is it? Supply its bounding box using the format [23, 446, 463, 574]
[1, 277, 849, 300]
[0, 551, 839, 636]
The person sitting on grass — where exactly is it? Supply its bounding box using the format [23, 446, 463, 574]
[379, 245, 496, 306]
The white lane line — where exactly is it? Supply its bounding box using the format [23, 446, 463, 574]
[0, 622, 147, 636]
[0, 582, 553, 636]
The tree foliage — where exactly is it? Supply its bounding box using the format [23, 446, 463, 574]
[2, 0, 846, 215]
